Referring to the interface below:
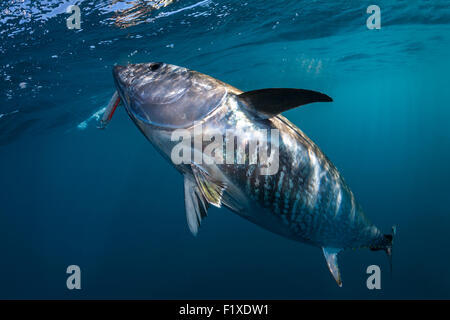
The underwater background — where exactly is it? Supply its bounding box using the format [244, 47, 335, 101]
[0, 0, 449, 299]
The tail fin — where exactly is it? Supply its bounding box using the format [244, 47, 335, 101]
[384, 226, 396, 274]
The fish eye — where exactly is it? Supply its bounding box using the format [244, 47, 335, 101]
[150, 63, 161, 71]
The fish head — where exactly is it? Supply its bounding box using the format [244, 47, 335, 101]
[113, 62, 227, 130]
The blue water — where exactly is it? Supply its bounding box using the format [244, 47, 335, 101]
[1, 0, 449, 299]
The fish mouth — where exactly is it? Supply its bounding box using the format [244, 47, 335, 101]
[113, 65, 127, 95]
[99, 66, 128, 129]
[112, 65, 135, 119]
[112, 65, 144, 126]
[113, 65, 125, 78]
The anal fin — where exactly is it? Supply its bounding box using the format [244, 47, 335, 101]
[322, 247, 343, 287]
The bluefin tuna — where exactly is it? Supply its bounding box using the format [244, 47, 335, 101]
[104, 62, 395, 286]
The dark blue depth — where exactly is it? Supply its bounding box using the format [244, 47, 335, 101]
[0, 0, 449, 299]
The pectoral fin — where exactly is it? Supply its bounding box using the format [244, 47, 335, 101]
[183, 163, 227, 236]
[322, 247, 343, 287]
[184, 176, 209, 236]
[238, 88, 332, 119]
[191, 163, 226, 208]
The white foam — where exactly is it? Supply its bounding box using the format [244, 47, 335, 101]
[0, 109, 19, 120]
[156, 0, 211, 18]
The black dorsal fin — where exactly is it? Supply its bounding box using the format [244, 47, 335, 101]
[238, 88, 333, 119]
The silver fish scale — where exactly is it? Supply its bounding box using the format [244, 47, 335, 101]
[213, 96, 383, 249]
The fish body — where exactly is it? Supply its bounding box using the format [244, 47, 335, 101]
[110, 62, 394, 286]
